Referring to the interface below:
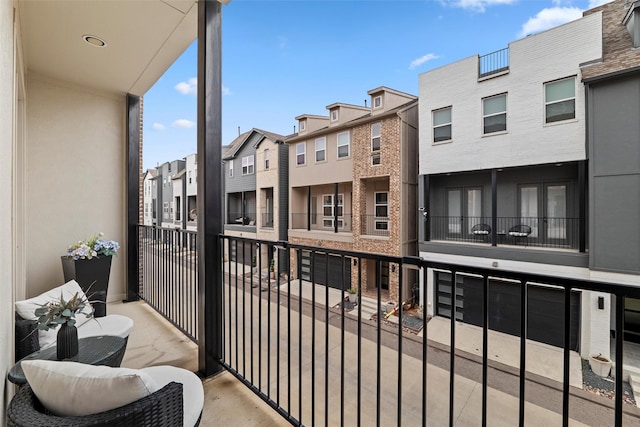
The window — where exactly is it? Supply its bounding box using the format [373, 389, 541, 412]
[372, 153, 381, 165]
[315, 137, 326, 162]
[373, 96, 382, 108]
[371, 122, 381, 151]
[296, 142, 306, 165]
[331, 110, 338, 121]
[242, 155, 254, 175]
[374, 192, 389, 231]
[229, 161, 234, 177]
[163, 202, 169, 219]
[299, 120, 306, 131]
[433, 107, 452, 143]
[545, 77, 575, 123]
[322, 194, 344, 228]
[264, 149, 270, 169]
[188, 171, 192, 184]
[482, 94, 507, 134]
[337, 132, 350, 158]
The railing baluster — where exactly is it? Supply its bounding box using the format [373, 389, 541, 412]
[562, 285, 571, 427]
[482, 275, 488, 427]
[519, 280, 528, 427]
[449, 270, 457, 427]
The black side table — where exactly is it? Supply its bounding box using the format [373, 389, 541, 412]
[8, 335, 126, 385]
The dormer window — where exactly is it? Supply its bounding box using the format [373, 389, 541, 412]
[299, 120, 306, 131]
[331, 110, 338, 122]
[373, 96, 382, 109]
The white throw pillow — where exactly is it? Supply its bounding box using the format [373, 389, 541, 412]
[22, 360, 158, 417]
[15, 280, 94, 349]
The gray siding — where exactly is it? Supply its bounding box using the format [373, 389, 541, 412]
[225, 134, 258, 194]
[588, 74, 640, 274]
[278, 142, 289, 241]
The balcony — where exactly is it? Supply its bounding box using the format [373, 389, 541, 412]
[478, 47, 509, 79]
[226, 211, 257, 227]
[360, 214, 390, 237]
[133, 225, 640, 426]
[291, 213, 353, 233]
[430, 216, 580, 250]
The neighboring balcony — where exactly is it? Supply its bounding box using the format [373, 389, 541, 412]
[261, 212, 274, 228]
[430, 215, 580, 249]
[291, 213, 353, 233]
[360, 214, 390, 237]
[226, 211, 256, 226]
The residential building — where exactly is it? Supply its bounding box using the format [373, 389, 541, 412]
[143, 169, 158, 226]
[158, 160, 185, 229]
[418, 10, 605, 357]
[185, 153, 198, 231]
[581, 0, 640, 347]
[286, 87, 419, 302]
[223, 128, 288, 268]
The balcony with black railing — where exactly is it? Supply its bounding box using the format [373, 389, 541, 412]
[290, 213, 353, 233]
[479, 47, 509, 78]
[430, 215, 580, 249]
[135, 224, 640, 426]
[360, 214, 390, 237]
[226, 211, 257, 226]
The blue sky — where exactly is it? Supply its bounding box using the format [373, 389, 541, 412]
[142, 0, 610, 170]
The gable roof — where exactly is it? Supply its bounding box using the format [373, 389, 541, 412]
[223, 128, 286, 159]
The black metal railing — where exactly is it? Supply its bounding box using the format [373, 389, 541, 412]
[261, 212, 274, 228]
[430, 215, 580, 249]
[138, 225, 198, 341]
[360, 214, 390, 237]
[290, 213, 353, 232]
[479, 47, 509, 78]
[226, 211, 256, 226]
[138, 227, 640, 426]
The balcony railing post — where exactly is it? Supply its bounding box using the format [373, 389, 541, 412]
[126, 94, 141, 303]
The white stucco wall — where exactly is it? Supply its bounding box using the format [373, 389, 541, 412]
[419, 12, 602, 175]
[25, 75, 126, 302]
[1, 0, 17, 418]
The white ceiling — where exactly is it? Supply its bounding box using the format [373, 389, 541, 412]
[18, 0, 199, 96]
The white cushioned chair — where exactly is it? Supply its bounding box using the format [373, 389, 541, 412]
[7, 360, 204, 427]
[14, 280, 133, 361]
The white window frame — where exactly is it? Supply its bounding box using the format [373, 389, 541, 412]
[331, 110, 338, 122]
[296, 142, 306, 165]
[299, 120, 306, 131]
[337, 131, 350, 159]
[229, 160, 234, 177]
[242, 155, 254, 175]
[433, 107, 452, 143]
[315, 137, 326, 163]
[373, 96, 382, 109]
[374, 192, 389, 231]
[544, 76, 576, 124]
[322, 194, 344, 228]
[482, 93, 507, 135]
[264, 149, 270, 169]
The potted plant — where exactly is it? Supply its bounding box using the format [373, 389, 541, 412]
[347, 288, 358, 303]
[589, 353, 612, 377]
[270, 258, 276, 279]
[35, 291, 93, 359]
[61, 233, 119, 307]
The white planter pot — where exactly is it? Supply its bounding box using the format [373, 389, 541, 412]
[589, 355, 612, 377]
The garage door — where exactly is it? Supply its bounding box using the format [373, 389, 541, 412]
[436, 272, 580, 350]
[300, 251, 351, 290]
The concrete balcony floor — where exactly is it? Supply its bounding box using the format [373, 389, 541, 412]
[108, 300, 289, 427]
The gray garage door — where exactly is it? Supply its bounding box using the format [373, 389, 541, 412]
[436, 272, 580, 350]
[300, 251, 351, 290]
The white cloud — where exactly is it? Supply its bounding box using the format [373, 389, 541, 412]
[222, 85, 231, 96]
[409, 54, 439, 70]
[152, 122, 166, 131]
[588, 0, 613, 7]
[172, 119, 195, 129]
[518, 7, 583, 38]
[174, 77, 197, 95]
[444, 0, 516, 13]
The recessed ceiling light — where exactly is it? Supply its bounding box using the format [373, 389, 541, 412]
[83, 35, 106, 48]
